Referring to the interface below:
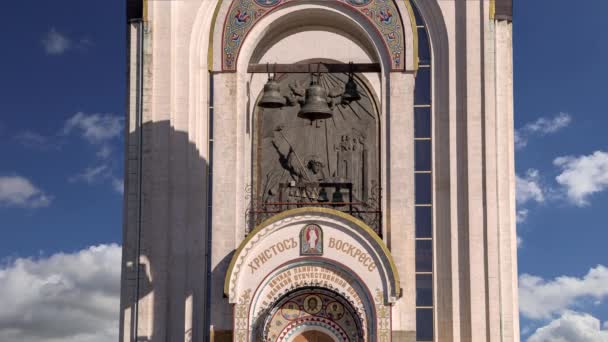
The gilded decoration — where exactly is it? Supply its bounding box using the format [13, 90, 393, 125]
[375, 288, 391, 341]
[221, 0, 406, 70]
[234, 289, 253, 342]
[262, 289, 364, 341]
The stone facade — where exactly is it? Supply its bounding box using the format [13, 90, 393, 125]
[119, 1, 518, 341]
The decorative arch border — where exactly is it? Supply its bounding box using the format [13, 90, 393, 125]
[224, 207, 401, 301]
[282, 317, 348, 341]
[262, 287, 363, 341]
[220, 0, 407, 71]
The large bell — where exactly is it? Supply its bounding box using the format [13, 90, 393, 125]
[258, 79, 286, 108]
[298, 83, 333, 121]
[341, 76, 361, 104]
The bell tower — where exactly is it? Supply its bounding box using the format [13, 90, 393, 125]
[120, 1, 518, 341]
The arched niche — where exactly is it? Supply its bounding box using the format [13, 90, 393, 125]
[235, 3, 397, 114]
[224, 3, 405, 239]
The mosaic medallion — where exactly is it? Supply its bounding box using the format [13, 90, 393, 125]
[325, 301, 345, 320]
[281, 301, 302, 320]
[254, 0, 282, 6]
[347, 0, 372, 6]
[303, 295, 323, 315]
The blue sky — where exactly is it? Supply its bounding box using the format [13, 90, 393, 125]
[0, 0, 607, 341]
[0, 1, 125, 258]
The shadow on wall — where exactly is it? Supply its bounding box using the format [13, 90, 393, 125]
[118, 121, 220, 342]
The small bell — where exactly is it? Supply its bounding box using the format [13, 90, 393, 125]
[342, 62, 361, 104]
[341, 76, 361, 104]
[318, 188, 329, 202]
[331, 188, 345, 204]
[258, 78, 286, 108]
[298, 83, 333, 121]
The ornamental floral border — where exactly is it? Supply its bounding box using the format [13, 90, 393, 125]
[221, 0, 405, 71]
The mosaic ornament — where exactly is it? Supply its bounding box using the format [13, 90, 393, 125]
[221, 0, 405, 70]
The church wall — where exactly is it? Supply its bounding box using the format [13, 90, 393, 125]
[120, 1, 218, 341]
[119, 0, 519, 341]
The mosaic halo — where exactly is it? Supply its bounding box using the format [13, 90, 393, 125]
[254, 0, 282, 7]
[347, 0, 372, 6]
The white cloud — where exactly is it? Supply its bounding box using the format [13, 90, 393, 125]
[0, 176, 52, 208]
[96, 144, 112, 159]
[528, 311, 608, 342]
[554, 151, 608, 206]
[519, 265, 608, 320]
[62, 113, 123, 192]
[62, 112, 123, 145]
[517, 169, 545, 205]
[517, 209, 529, 223]
[516, 170, 546, 223]
[112, 178, 124, 195]
[0, 244, 121, 342]
[14, 131, 49, 148]
[516, 112, 572, 149]
[13, 131, 62, 151]
[525, 112, 572, 134]
[69, 165, 110, 184]
[517, 236, 523, 249]
[42, 28, 71, 55]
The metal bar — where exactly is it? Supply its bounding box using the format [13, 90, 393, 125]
[348, 185, 353, 215]
[259, 202, 369, 206]
[248, 63, 381, 74]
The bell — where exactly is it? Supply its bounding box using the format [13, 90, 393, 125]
[341, 76, 361, 104]
[298, 83, 333, 121]
[258, 79, 286, 108]
[331, 188, 344, 203]
[318, 188, 329, 202]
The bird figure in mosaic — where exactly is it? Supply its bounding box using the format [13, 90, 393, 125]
[378, 9, 393, 24]
[234, 10, 250, 24]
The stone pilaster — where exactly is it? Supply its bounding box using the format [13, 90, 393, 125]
[210, 72, 238, 331]
[388, 71, 416, 339]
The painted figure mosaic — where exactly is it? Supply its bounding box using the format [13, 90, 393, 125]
[263, 290, 363, 341]
[300, 224, 323, 256]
